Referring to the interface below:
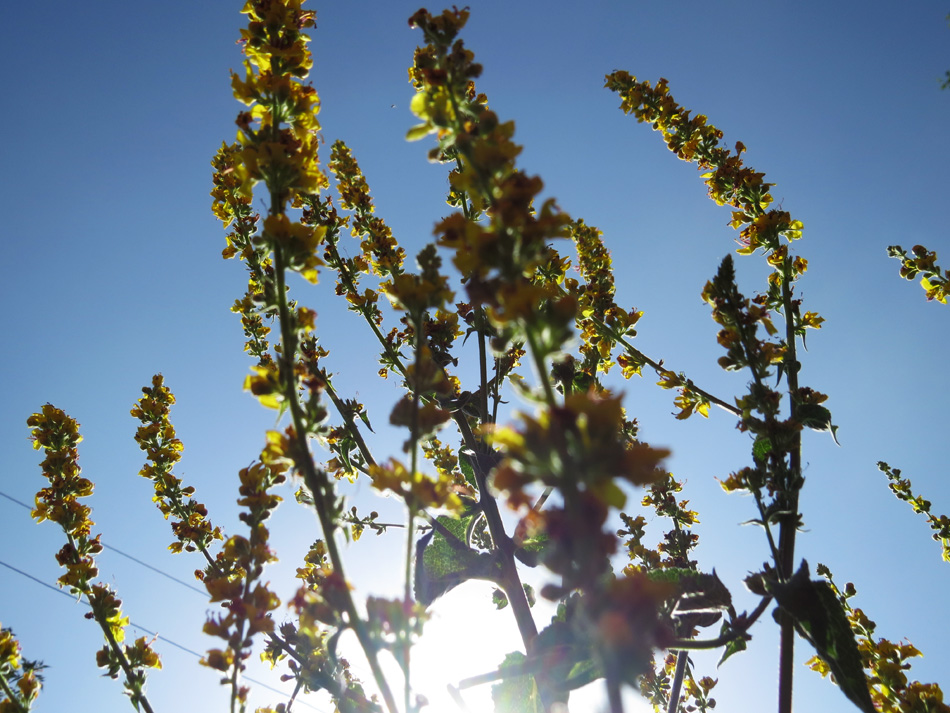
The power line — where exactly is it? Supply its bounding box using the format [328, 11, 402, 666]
[1, 490, 339, 710]
[0, 558, 327, 712]
[0, 489, 207, 597]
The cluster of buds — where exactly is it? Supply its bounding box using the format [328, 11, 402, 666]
[201, 460, 286, 708]
[809, 565, 950, 713]
[878, 462, 950, 563]
[888, 244, 949, 305]
[490, 391, 669, 592]
[566, 219, 642, 383]
[605, 71, 822, 337]
[132, 375, 223, 558]
[0, 626, 41, 712]
[408, 8, 574, 347]
[27, 406, 160, 710]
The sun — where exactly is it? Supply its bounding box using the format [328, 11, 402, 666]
[408, 581, 527, 712]
[405, 581, 653, 713]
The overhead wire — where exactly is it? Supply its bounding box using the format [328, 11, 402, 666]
[0, 490, 328, 712]
[1, 489, 206, 597]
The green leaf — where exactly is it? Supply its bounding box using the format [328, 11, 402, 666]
[492, 588, 508, 610]
[514, 533, 550, 567]
[767, 562, 874, 713]
[406, 123, 432, 142]
[357, 409, 374, 432]
[523, 584, 536, 608]
[533, 618, 601, 693]
[797, 404, 840, 444]
[649, 568, 733, 630]
[459, 451, 478, 490]
[717, 620, 748, 667]
[752, 435, 773, 459]
[491, 652, 543, 713]
[563, 658, 603, 691]
[414, 515, 501, 606]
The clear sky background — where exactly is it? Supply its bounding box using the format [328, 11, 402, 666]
[1, 1, 948, 712]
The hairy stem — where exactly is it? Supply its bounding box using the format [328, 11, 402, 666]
[0, 670, 29, 713]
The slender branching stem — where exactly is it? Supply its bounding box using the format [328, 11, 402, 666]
[0, 671, 27, 713]
[273, 238, 400, 713]
[606, 676, 624, 713]
[666, 651, 689, 713]
[524, 326, 558, 409]
[667, 594, 772, 650]
[322, 376, 378, 470]
[229, 580, 251, 713]
[606, 327, 740, 417]
[776, 260, 803, 713]
[402, 317, 426, 713]
[477, 327, 490, 425]
[62, 531, 157, 713]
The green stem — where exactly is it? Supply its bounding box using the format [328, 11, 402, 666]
[0, 670, 28, 713]
[523, 325, 557, 409]
[63, 531, 156, 713]
[607, 326, 740, 417]
[301, 461, 400, 713]
[477, 325, 490, 424]
[93, 597, 156, 713]
[322, 375, 378, 469]
[666, 651, 688, 713]
[455, 417, 539, 654]
[229, 587, 249, 713]
[667, 594, 771, 650]
[776, 259, 803, 713]
[323, 238, 409, 381]
[403, 319, 425, 713]
[272, 240, 399, 713]
[752, 486, 781, 567]
[606, 676, 624, 713]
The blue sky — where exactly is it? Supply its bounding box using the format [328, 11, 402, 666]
[1, 1, 948, 712]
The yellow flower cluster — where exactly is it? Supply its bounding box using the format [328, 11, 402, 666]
[328, 141, 405, 279]
[702, 255, 784, 377]
[490, 392, 668, 592]
[605, 73, 804, 258]
[275, 584, 380, 711]
[888, 244, 949, 305]
[27, 406, 160, 709]
[408, 9, 573, 340]
[382, 244, 454, 318]
[131, 375, 223, 555]
[201, 458, 285, 703]
[368, 458, 462, 513]
[230, 1, 324, 202]
[0, 626, 41, 712]
[262, 213, 325, 285]
[605, 72, 826, 342]
[214, 0, 328, 315]
[879, 462, 950, 563]
[568, 219, 642, 381]
[809, 565, 950, 713]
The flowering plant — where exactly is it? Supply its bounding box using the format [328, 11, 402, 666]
[6, 4, 948, 713]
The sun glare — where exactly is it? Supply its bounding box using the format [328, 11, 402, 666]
[409, 581, 527, 712]
[402, 581, 652, 713]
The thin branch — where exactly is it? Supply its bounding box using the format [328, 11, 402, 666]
[666, 651, 689, 713]
[605, 325, 741, 417]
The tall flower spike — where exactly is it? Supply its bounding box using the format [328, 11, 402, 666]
[28, 406, 160, 712]
[409, 9, 573, 348]
[132, 374, 224, 561]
